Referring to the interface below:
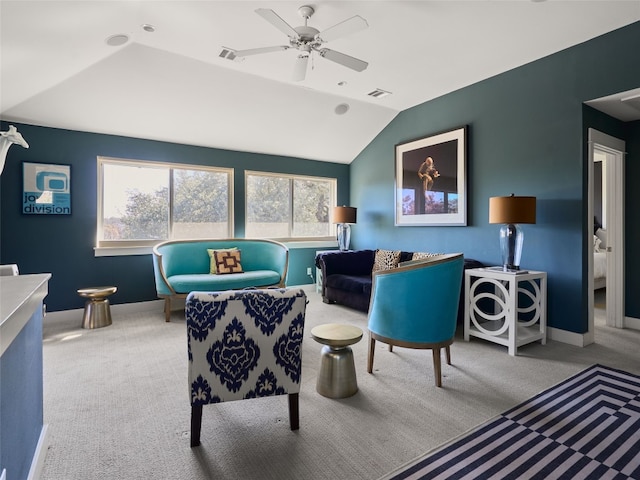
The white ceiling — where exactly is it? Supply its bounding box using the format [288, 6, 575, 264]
[1, 1, 639, 164]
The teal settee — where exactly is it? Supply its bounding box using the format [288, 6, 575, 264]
[152, 238, 289, 322]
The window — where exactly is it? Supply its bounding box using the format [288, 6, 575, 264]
[245, 171, 336, 239]
[97, 157, 233, 247]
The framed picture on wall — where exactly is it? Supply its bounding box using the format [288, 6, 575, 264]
[395, 126, 467, 226]
[22, 162, 71, 215]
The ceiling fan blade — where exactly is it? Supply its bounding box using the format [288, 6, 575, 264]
[234, 45, 290, 57]
[315, 15, 368, 43]
[255, 8, 300, 40]
[292, 54, 309, 82]
[318, 48, 368, 72]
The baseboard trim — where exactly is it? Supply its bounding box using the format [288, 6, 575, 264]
[625, 316, 640, 330]
[547, 326, 591, 347]
[45, 288, 315, 323]
[27, 424, 49, 480]
[45, 300, 164, 323]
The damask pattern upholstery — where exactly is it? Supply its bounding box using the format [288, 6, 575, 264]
[186, 288, 307, 447]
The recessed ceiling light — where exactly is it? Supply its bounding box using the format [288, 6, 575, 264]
[142, 24, 156, 33]
[335, 103, 350, 115]
[105, 34, 129, 47]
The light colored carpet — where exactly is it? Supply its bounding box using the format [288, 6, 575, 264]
[40, 286, 640, 480]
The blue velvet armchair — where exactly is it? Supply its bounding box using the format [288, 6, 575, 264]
[367, 254, 464, 387]
[186, 288, 307, 447]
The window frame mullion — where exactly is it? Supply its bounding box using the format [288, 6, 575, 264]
[168, 168, 175, 237]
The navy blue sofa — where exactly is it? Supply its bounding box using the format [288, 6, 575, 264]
[316, 249, 483, 322]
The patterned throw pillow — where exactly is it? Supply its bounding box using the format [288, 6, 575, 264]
[412, 252, 442, 261]
[213, 249, 243, 274]
[207, 247, 237, 274]
[373, 249, 401, 272]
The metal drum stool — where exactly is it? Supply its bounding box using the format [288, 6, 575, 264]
[78, 286, 117, 329]
[311, 323, 363, 399]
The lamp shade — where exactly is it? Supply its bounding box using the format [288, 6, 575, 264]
[489, 195, 536, 225]
[333, 206, 357, 224]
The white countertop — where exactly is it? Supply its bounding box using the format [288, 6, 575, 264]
[0, 273, 51, 356]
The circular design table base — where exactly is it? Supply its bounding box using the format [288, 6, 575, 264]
[311, 323, 363, 399]
[77, 286, 117, 329]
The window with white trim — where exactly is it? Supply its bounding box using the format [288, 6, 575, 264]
[97, 157, 233, 247]
[245, 171, 336, 240]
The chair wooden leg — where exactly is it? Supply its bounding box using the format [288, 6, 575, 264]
[432, 348, 442, 388]
[288, 393, 300, 430]
[445, 345, 451, 365]
[389, 344, 394, 352]
[367, 337, 376, 373]
[164, 298, 171, 322]
[191, 405, 202, 447]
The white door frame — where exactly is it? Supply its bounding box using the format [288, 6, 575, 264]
[587, 128, 625, 337]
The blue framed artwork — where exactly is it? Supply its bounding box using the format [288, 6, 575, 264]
[23, 162, 71, 215]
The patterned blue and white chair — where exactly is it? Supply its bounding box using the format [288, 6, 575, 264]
[186, 288, 307, 447]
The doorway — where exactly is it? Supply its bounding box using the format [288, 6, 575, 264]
[587, 128, 625, 341]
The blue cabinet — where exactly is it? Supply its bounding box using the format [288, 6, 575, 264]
[0, 274, 50, 480]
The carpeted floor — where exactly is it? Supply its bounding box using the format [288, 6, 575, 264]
[40, 286, 640, 480]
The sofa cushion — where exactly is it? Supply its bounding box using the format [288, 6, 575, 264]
[317, 249, 375, 276]
[207, 247, 238, 274]
[411, 251, 442, 261]
[325, 274, 371, 294]
[214, 249, 243, 274]
[168, 270, 281, 293]
[373, 249, 401, 272]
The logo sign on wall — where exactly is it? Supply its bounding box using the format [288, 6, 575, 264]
[23, 162, 71, 215]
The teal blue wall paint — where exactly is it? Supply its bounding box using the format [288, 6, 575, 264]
[625, 120, 640, 318]
[350, 22, 640, 334]
[0, 122, 348, 311]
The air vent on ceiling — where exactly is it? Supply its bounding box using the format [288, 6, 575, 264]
[367, 88, 391, 99]
[219, 47, 240, 61]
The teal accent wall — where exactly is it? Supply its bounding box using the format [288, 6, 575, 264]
[0, 123, 348, 311]
[625, 120, 640, 319]
[350, 22, 640, 334]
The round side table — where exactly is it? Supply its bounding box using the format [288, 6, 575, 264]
[77, 286, 117, 329]
[311, 323, 363, 399]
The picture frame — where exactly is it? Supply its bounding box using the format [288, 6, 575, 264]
[395, 126, 467, 226]
[22, 162, 71, 215]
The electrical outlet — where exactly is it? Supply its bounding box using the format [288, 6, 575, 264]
[306, 267, 313, 275]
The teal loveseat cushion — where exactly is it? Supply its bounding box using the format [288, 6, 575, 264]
[168, 270, 282, 293]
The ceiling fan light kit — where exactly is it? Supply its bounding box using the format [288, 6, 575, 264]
[224, 5, 369, 81]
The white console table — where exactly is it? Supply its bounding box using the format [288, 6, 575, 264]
[464, 268, 547, 356]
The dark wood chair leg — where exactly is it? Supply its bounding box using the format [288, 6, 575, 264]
[389, 344, 394, 352]
[165, 298, 171, 322]
[288, 393, 299, 430]
[367, 337, 376, 373]
[445, 345, 451, 365]
[191, 405, 202, 447]
[432, 348, 442, 388]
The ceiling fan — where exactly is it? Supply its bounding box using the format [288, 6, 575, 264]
[220, 5, 369, 82]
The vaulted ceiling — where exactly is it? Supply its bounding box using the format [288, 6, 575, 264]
[1, 1, 639, 164]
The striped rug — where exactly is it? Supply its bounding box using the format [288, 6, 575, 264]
[383, 364, 640, 479]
